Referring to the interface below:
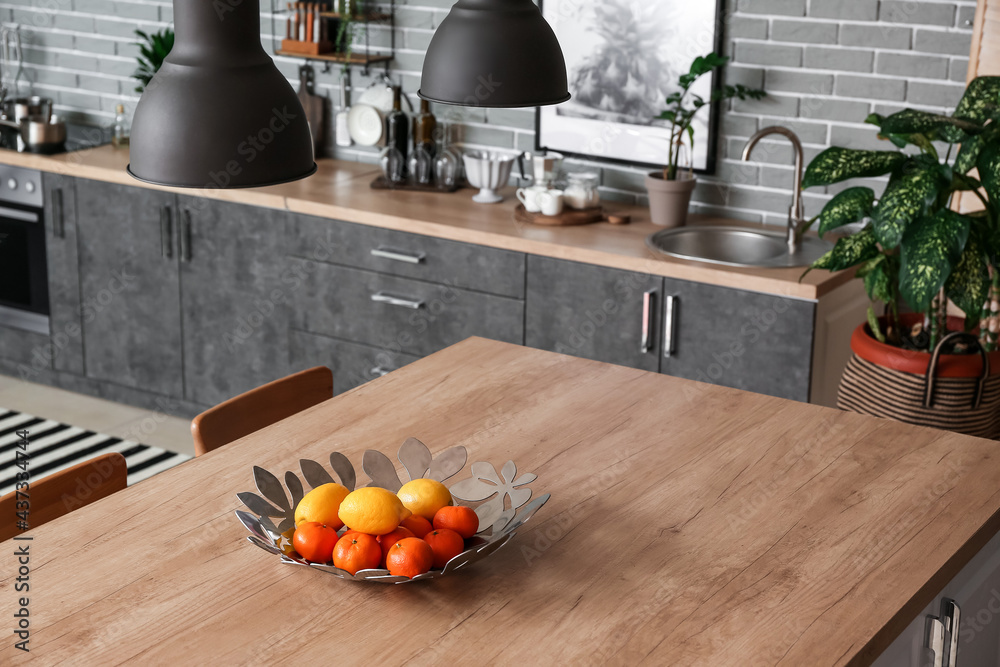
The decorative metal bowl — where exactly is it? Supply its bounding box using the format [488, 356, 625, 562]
[235, 437, 550, 583]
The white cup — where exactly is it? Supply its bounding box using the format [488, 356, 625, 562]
[516, 186, 547, 213]
[538, 190, 565, 216]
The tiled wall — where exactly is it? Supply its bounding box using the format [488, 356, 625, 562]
[0, 0, 977, 223]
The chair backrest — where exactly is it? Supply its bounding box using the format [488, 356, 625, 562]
[0, 452, 128, 542]
[191, 366, 333, 456]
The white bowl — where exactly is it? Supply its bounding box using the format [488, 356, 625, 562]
[463, 151, 518, 204]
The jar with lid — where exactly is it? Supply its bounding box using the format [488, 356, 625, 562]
[564, 172, 599, 210]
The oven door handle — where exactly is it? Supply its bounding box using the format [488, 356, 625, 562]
[0, 204, 39, 224]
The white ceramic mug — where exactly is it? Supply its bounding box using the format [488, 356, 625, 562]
[516, 186, 547, 213]
[538, 190, 565, 216]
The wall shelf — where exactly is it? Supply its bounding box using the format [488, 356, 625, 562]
[270, 0, 394, 74]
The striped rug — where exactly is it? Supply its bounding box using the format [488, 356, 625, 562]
[0, 407, 191, 496]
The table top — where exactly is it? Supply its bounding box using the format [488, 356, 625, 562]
[0, 144, 852, 300]
[3, 338, 999, 664]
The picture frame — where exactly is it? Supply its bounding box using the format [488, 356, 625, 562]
[536, 0, 726, 176]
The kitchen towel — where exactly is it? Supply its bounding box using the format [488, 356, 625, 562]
[0, 407, 191, 495]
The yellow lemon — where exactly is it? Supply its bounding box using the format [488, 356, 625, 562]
[338, 487, 412, 535]
[397, 478, 452, 520]
[294, 483, 350, 529]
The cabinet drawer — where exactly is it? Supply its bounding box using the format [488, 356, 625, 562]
[290, 330, 420, 395]
[290, 259, 524, 356]
[0, 325, 49, 370]
[287, 214, 525, 299]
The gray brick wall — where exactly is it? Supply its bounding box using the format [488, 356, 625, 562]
[0, 0, 976, 224]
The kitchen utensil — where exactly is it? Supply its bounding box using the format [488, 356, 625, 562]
[516, 185, 546, 213]
[297, 64, 324, 157]
[2, 27, 25, 100]
[564, 172, 600, 209]
[236, 437, 550, 583]
[5, 96, 52, 123]
[528, 151, 563, 187]
[463, 150, 518, 204]
[513, 204, 605, 227]
[347, 103, 383, 146]
[538, 189, 565, 216]
[0, 113, 66, 152]
[335, 72, 351, 147]
[357, 78, 395, 114]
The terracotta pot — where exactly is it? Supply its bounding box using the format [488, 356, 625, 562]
[645, 171, 696, 227]
[851, 313, 999, 378]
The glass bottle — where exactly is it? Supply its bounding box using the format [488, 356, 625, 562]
[412, 99, 436, 158]
[112, 104, 130, 148]
[385, 86, 409, 176]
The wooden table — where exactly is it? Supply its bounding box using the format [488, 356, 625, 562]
[3, 338, 1000, 664]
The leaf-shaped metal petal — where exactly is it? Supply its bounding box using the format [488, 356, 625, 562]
[499, 494, 551, 536]
[258, 514, 283, 541]
[329, 452, 356, 491]
[285, 472, 304, 509]
[299, 459, 335, 489]
[500, 460, 517, 484]
[450, 476, 500, 502]
[471, 461, 502, 485]
[491, 507, 517, 535]
[276, 516, 296, 534]
[253, 466, 290, 511]
[237, 492, 283, 518]
[508, 487, 532, 510]
[363, 449, 403, 492]
[512, 472, 537, 486]
[398, 437, 432, 482]
[473, 496, 506, 529]
[235, 510, 270, 541]
[247, 535, 284, 556]
[427, 446, 468, 482]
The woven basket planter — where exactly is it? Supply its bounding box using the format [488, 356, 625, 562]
[838, 315, 1000, 440]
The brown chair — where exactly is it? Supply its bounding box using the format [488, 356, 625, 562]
[191, 366, 333, 456]
[0, 452, 128, 542]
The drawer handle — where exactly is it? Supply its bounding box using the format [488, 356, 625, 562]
[370, 366, 392, 377]
[371, 247, 426, 264]
[663, 295, 678, 358]
[641, 290, 655, 354]
[52, 188, 65, 239]
[371, 291, 425, 310]
[160, 206, 173, 259]
[180, 209, 193, 263]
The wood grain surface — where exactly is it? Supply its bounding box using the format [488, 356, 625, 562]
[2, 339, 999, 665]
[0, 145, 850, 300]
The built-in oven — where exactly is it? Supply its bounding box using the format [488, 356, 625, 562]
[0, 165, 48, 335]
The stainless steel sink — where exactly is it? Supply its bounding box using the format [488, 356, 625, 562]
[646, 226, 833, 268]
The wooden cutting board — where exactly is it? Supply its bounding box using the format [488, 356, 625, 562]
[297, 64, 325, 157]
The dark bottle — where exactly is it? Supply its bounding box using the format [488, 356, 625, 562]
[386, 86, 409, 173]
[412, 99, 436, 157]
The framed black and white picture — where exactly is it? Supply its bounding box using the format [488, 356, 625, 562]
[537, 0, 725, 174]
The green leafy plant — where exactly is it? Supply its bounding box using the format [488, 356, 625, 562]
[132, 28, 174, 94]
[656, 53, 765, 181]
[802, 76, 1000, 353]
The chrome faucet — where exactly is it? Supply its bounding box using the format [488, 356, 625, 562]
[741, 126, 809, 253]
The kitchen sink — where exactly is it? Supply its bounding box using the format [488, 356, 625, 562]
[646, 226, 832, 269]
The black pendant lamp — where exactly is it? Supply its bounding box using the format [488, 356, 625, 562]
[128, 0, 316, 188]
[419, 0, 570, 108]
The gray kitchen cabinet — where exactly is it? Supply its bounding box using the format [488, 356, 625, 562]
[290, 259, 524, 356]
[177, 196, 293, 407]
[290, 329, 420, 395]
[660, 278, 815, 402]
[525, 256, 663, 372]
[75, 178, 184, 397]
[43, 172, 84, 375]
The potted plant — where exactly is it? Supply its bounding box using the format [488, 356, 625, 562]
[132, 28, 174, 93]
[646, 52, 765, 227]
[802, 76, 1000, 438]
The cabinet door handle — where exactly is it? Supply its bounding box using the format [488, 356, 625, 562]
[160, 206, 173, 259]
[942, 599, 960, 667]
[371, 291, 424, 310]
[371, 247, 426, 264]
[52, 188, 65, 239]
[663, 295, 678, 358]
[180, 209, 193, 262]
[640, 290, 656, 354]
[926, 616, 945, 667]
[370, 366, 393, 377]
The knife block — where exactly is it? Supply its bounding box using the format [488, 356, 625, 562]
[280, 39, 334, 56]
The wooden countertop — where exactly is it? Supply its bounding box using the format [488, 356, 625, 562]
[4, 339, 998, 664]
[3, 144, 851, 300]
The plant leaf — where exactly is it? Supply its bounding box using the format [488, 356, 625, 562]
[955, 131, 989, 174]
[870, 154, 943, 249]
[945, 235, 991, 319]
[802, 148, 906, 189]
[976, 140, 1000, 207]
[879, 108, 984, 138]
[899, 210, 971, 311]
[817, 187, 875, 236]
[807, 225, 881, 275]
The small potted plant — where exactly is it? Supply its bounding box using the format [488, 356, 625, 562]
[801, 76, 1000, 438]
[646, 52, 765, 227]
[132, 28, 174, 93]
